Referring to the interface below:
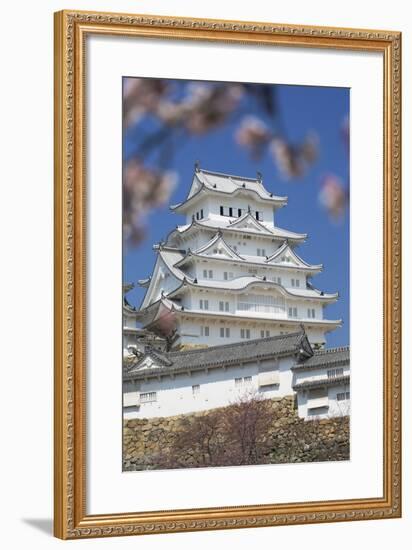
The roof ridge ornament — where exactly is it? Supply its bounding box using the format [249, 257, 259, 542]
[257, 171, 262, 183]
[194, 160, 200, 172]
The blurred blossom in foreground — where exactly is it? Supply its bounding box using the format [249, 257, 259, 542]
[123, 79, 169, 127]
[123, 160, 177, 245]
[319, 174, 348, 222]
[270, 132, 319, 180]
[235, 116, 271, 159]
[183, 83, 244, 134]
[235, 113, 319, 179]
[122, 77, 331, 248]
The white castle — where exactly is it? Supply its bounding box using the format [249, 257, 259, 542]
[123, 166, 350, 421]
[137, 165, 341, 348]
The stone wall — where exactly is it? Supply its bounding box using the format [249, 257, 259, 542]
[123, 396, 349, 471]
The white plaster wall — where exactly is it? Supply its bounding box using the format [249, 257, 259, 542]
[185, 195, 276, 226]
[177, 315, 328, 347]
[123, 356, 295, 419]
[296, 382, 350, 420]
[187, 257, 312, 290]
[180, 286, 324, 321]
[294, 364, 350, 385]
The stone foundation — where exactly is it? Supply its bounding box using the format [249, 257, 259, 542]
[123, 396, 349, 471]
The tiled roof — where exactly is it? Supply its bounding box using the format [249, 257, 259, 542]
[292, 346, 349, 371]
[124, 330, 312, 380]
[170, 217, 307, 241]
[171, 168, 287, 211]
[293, 374, 350, 391]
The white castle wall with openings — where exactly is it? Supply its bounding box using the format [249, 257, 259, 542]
[123, 165, 350, 421]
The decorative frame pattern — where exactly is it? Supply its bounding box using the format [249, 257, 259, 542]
[54, 9, 401, 539]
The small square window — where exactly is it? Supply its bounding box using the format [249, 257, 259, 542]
[200, 326, 210, 337]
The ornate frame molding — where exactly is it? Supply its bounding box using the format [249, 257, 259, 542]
[54, 10, 401, 539]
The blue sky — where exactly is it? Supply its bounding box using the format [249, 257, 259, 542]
[124, 82, 349, 347]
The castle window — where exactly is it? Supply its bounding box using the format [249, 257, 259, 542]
[229, 207, 233, 217]
[203, 269, 213, 279]
[200, 326, 210, 337]
[220, 206, 224, 215]
[257, 248, 266, 257]
[223, 271, 234, 280]
[291, 278, 300, 287]
[308, 406, 329, 416]
[238, 208, 245, 217]
[238, 294, 285, 314]
[235, 376, 252, 387]
[255, 211, 263, 221]
[220, 327, 230, 338]
[219, 301, 229, 312]
[288, 307, 298, 318]
[140, 392, 157, 403]
[260, 330, 270, 338]
[192, 385, 200, 395]
[200, 209, 204, 219]
[240, 328, 251, 339]
[337, 391, 350, 401]
[307, 308, 316, 318]
[199, 299, 209, 310]
[196, 211, 200, 220]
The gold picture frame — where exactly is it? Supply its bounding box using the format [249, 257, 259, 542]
[54, 9, 402, 539]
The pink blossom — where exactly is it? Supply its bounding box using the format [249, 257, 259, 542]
[235, 116, 271, 158]
[319, 174, 347, 220]
[123, 160, 177, 244]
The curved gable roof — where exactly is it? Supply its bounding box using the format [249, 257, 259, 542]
[265, 241, 322, 270]
[170, 168, 287, 212]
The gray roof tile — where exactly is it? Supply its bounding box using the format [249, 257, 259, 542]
[293, 374, 350, 391]
[125, 330, 311, 380]
[292, 346, 349, 371]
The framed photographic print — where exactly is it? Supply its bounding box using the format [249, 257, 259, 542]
[54, 10, 402, 539]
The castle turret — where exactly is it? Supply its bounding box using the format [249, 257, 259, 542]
[137, 165, 341, 349]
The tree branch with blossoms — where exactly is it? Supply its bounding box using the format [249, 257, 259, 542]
[123, 78, 349, 247]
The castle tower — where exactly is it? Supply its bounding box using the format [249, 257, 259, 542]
[137, 165, 341, 349]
